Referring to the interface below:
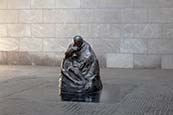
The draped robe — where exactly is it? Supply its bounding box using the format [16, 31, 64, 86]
[59, 41, 103, 94]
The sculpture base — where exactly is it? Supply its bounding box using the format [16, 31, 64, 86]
[61, 91, 101, 103]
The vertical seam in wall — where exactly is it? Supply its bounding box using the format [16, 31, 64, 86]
[54, 0, 56, 9]
[160, 54, 163, 69]
[121, 8, 123, 25]
[42, 37, 44, 52]
[79, 24, 81, 35]
[6, 0, 8, 9]
[120, 5, 124, 54]
[6, 23, 9, 38]
[30, 0, 31, 9]
[55, 0, 56, 9]
[146, 38, 149, 55]
[132, 53, 134, 68]
[17, 10, 19, 24]
[7, 0, 8, 9]
[118, 38, 120, 53]
[41, 8, 43, 24]
[119, 38, 122, 54]
[18, 37, 20, 52]
[147, 8, 149, 24]
[131, 0, 134, 8]
[55, 23, 57, 39]
[79, 0, 81, 35]
[120, 6, 123, 54]
[80, 0, 81, 9]
[30, 23, 32, 39]
[160, 23, 163, 39]
[147, 7, 150, 55]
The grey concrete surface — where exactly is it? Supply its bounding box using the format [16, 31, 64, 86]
[0, 65, 173, 115]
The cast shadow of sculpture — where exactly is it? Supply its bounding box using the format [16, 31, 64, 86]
[59, 35, 103, 102]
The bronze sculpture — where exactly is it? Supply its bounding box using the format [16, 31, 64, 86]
[59, 35, 102, 101]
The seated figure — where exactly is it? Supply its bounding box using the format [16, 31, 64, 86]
[59, 35, 103, 96]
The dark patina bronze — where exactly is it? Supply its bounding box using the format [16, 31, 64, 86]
[59, 35, 103, 101]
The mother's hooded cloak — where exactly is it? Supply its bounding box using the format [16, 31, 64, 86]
[59, 37, 102, 95]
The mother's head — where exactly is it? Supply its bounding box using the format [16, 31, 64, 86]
[73, 35, 83, 47]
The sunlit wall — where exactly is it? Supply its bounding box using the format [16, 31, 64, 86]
[0, 0, 173, 69]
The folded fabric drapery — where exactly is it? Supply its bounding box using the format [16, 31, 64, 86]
[59, 35, 103, 95]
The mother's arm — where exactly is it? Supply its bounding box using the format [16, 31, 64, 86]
[65, 44, 78, 59]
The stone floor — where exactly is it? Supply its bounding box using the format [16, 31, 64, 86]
[0, 66, 173, 115]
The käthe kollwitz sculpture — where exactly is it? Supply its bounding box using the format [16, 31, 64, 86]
[59, 35, 103, 101]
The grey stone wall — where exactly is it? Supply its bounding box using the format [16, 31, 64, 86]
[0, 0, 173, 69]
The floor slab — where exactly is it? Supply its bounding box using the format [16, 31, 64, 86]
[0, 66, 173, 115]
